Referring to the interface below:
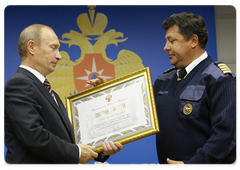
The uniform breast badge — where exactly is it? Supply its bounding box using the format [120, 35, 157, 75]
[183, 103, 193, 115]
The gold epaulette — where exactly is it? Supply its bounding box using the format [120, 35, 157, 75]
[215, 62, 232, 75]
[163, 67, 176, 74]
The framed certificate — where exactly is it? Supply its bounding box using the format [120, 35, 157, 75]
[66, 67, 160, 153]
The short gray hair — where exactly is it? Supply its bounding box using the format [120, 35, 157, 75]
[18, 24, 53, 61]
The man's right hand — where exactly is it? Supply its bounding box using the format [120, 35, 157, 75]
[77, 144, 98, 164]
[86, 76, 107, 87]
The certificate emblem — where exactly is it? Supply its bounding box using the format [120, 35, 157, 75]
[183, 103, 193, 115]
[105, 95, 112, 102]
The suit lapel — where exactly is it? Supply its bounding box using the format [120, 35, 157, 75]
[34, 79, 60, 111]
[34, 79, 75, 141]
[17, 68, 74, 142]
[55, 93, 76, 143]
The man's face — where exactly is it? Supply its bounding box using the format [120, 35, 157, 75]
[33, 27, 61, 76]
[163, 25, 192, 69]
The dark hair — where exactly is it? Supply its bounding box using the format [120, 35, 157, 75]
[162, 12, 208, 49]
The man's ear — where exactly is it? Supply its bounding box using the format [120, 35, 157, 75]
[190, 34, 199, 49]
[27, 40, 35, 55]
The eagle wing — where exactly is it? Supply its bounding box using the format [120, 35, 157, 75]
[112, 49, 145, 78]
[47, 51, 77, 106]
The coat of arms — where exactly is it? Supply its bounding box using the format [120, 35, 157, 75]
[47, 6, 144, 106]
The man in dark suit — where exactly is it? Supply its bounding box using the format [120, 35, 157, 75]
[4, 24, 123, 164]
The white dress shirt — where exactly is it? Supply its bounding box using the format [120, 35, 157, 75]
[177, 51, 208, 79]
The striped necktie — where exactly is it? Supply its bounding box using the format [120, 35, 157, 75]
[177, 68, 187, 84]
[43, 78, 55, 100]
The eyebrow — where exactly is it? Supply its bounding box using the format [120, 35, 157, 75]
[165, 36, 175, 39]
[50, 43, 60, 48]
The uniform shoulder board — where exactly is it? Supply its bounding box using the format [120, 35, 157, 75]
[215, 61, 232, 75]
[163, 67, 176, 74]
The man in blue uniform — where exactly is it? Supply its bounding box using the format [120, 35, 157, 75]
[153, 12, 236, 164]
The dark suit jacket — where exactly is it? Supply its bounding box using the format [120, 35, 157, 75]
[5, 68, 79, 163]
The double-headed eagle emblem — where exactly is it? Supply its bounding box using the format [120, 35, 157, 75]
[47, 6, 144, 106]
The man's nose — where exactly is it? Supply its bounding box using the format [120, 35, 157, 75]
[164, 42, 170, 51]
[56, 50, 62, 60]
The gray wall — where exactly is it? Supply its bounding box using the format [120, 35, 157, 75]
[214, 5, 236, 75]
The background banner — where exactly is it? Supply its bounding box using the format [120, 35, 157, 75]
[4, 5, 217, 164]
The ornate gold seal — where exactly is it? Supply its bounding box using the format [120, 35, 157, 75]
[183, 103, 193, 115]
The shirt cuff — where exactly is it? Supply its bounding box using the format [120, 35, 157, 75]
[77, 145, 81, 158]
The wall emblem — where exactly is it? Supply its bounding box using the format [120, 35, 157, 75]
[47, 6, 144, 106]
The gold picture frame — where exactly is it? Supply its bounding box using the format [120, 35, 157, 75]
[66, 67, 160, 153]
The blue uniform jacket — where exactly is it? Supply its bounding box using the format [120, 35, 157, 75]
[153, 56, 236, 164]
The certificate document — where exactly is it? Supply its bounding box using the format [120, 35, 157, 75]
[66, 67, 159, 152]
